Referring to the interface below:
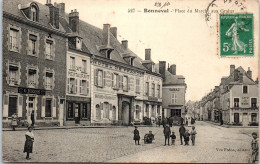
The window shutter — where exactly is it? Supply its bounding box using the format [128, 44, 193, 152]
[3, 94, 9, 117]
[104, 71, 107, 87]
[100, 102, 103, 119]
[87, 81, 90, 95]
[128, 77, 130, 91]
[75, 79, 78, 93]
[119, 75, 123, 89]
[18, 95, 23, 117]
[80, 80, 82, 94]
[28, 40, 32, 54]
[112, 73, 114, 88]
[52, 98, 56, 118]
[94, 69, 98, 86]
[67, 78, 70, 93]
[41, 97, 46, 117]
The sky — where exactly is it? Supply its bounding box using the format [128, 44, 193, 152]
[36, 0, 259, 101]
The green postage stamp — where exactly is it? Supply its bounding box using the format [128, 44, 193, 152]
[220, 14, 254, 57]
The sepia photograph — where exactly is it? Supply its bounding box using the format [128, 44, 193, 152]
[1, 0, 259, 163]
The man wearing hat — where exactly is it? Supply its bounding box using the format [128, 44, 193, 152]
[163, 125, 171, 146]
[133, 126, 140, 145]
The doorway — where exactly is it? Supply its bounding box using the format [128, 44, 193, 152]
[234, 113, 239, 124]
[8, 96, 17, 117]
[122, 102, 130, 125]
[74, 103, 80, 124]
[242, 113, 249, 126]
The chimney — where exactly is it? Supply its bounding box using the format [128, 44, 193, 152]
[167, 63, 170, 71]
[56, 3, 65, 18]
[102, 24, 111, 46]
[159, 61, 166, 80]
[255, 78, 259, 84]
[110, 27, 117, 39]
[145, 49, 151, 60]
[169, 64, 176, 75]
[230, 65, 235, 75]
[121, 40, 128, 49]
[47, 1, 59, 29]
[69, 9, 79, 33]
[247, 67, 252, 78]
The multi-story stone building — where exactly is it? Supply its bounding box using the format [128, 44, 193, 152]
[200, 65, 259, 126]
[2, 0, 67, 127]
[157, 62, 187, 119]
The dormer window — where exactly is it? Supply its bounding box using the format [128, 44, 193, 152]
[31, 6, 37, 21]
[76, 37, 82, 50]
[130, 57, 134, 66]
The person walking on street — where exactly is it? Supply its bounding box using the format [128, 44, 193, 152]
[184, 129, 190, 146]
[163, 125, 171, 146]
[31, 110, 35, 127]
[251, 132, 259, 163]
[133, 126, 140, 145]
[11, 113, 18, 131]
[24, 126, 34, 160]
[190, 126, 197, 146]
[179, 124, 186, 145]
[170, 132, 176, 145]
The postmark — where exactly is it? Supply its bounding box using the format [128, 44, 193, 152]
[219, 14, 254, 57]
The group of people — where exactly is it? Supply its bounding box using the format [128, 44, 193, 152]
[10, 111, 35, 131]
[133, 124, 197, 146]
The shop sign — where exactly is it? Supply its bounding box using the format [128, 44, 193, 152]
[148, 96, 158, 102]
[241, 97, 249, 106]
[169, 88, 180, 91]
[18, 87, 45, 95]
[68, 71, 89, 79]
[95, 94, 116, 100]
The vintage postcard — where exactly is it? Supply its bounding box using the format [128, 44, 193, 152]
[2, 0, 259, 163]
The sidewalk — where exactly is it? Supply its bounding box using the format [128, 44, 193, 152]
[203, 120, 258, 128]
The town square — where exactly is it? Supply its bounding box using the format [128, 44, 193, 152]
[2, 0, 259, 163]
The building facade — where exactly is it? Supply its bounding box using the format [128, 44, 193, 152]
[2, 0, 67, 127]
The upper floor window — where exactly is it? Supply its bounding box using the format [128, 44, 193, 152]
[234, 98, 239, 107]
[123, 76, 128, 91]
[46, 40, 54, 60]
[67, 78, 77, 94]
[9, 65, 19, 85]
[251, 98, 257, 108]
[80, 80, 89, 95]
[157, 84, 160, 98]
[171, 93, 177, 104]
[28, 69, 37, 88]
[136, 78, 140, 94]
[243, 85, 248, 94]
[31, 6, 37, 21]
[94, 69, 103, 87]
[45, 72, 54, 90]
[152, 83, 155, 97]
[76, 37, 82, 50]
[112, 73, 119, 89]
[82, 60, 87, 73]
[145, 82, 149, 96]
[29, 34, 37, 56]
[9, 28, 19, 52]
[70, 57, 75, 70]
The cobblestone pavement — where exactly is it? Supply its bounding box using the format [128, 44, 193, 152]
[2, 121, 257, 163]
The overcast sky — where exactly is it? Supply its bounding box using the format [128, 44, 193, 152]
[36, 0, 259, 101]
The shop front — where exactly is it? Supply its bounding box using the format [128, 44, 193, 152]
[230, 108, 259, 126]
[65, 96, 91, 125]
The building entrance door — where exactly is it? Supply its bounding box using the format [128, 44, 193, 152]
[234, 113, 239, 124]
[122, 102, 130, 125]
[75, 103, 80, 124]
[59, 99, 64, 126]
[8, 96, 17, 117]
[242, 113, 249, 126]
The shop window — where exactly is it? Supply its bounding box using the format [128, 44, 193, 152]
[234, 98, 239, 107]
[46, 39, 54, 60]
[67, 78, 77, 94]
[82, 60, 87, 73]
[243, 86, 248, 94]
[67, 102, 73, 119]
[29, 34, 37, 55]
[171, 93, 177, 104]
[251, 113, 257, 122]
[8, 96, 17, 117]
[251, 98, 257, 108]
[157, 85, 160, 98]
[136, 78, 140, 94]
[28, 69, 37, 88]
[9, 28, 19, 52]
[45, 99, 52, 117]
[145, 82, 149, 96]
[80, 80, 89, 95]
[130, 57, 134, 66]
[45, 72, 53, 90]
[123, 76, 128, 91]
[9, 65, 19, 85]
[82, 103, 88, 118]
[152, 83, 155, 97]
[70, 56, 75, 70]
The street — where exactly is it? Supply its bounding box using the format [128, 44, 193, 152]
[2, 121, 257, 163]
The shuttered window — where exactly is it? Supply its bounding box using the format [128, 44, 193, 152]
[10, 28, 19, 51]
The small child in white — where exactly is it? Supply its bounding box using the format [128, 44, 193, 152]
[190, 126, 197, 146]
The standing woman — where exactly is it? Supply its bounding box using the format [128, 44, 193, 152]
[11, 113, 18, 131]
[24, 126, 34, 160]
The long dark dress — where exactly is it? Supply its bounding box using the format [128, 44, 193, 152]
[133, 129, 140, 141]
[24, 135, 34, 153]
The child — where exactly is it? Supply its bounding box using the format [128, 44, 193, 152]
[24, 126, 34, 160]
[133, 126, 140, 145]
[11, 113, 18, 131]
[170, 132, 176, 145]
[190, 126, 197, 146]
[184, 129, 190, 146]
[251, 132, 259, 163]
[144, 131, 155, 144]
